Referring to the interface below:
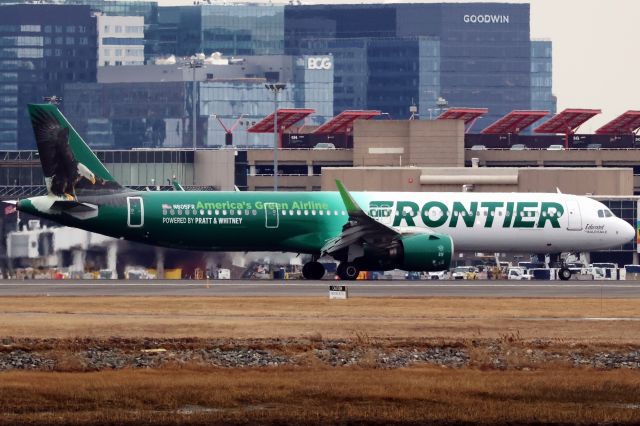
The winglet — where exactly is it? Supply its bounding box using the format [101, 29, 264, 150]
[335, 179, 363, 216]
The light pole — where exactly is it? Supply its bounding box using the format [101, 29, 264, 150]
[264, 83, 286, 191]
[182, 56, 204, 185]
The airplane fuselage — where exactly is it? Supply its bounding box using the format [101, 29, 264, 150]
[19, 190, 634, 255]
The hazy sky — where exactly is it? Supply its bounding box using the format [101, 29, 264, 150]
[157, 0, 639, 131]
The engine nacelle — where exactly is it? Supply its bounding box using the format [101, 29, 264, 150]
[392, 233, 453, 271]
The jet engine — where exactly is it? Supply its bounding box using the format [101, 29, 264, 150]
[388, 233, 453, 271]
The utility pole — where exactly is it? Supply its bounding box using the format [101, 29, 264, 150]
[264, 83, 287, 191]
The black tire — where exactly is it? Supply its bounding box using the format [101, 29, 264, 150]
[558, 267, 572, 281]
[302, 261, 325, 280]
[337, 262, 360, 280]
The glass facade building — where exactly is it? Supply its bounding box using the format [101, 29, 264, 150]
[146, 4, 284, 60]
[64, 55, 332, 149]
[0, 4, 97, 149]
[284, 3, 555, 125]
[530, 39, 555, 128]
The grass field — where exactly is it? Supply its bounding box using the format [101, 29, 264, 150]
[1, 368, 640, 425]
[1, 296, 640, 425]
[0, 296, 639, 342]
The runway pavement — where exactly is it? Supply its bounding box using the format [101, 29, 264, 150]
[0, 279, 640, 297]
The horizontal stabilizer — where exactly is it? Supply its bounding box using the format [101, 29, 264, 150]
[50, 200, 98, 219]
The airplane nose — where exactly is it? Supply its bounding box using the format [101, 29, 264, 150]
[619, 220, 635, 244]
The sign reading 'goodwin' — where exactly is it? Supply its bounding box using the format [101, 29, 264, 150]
[463, 14, 510, 24]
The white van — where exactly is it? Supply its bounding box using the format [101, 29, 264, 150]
[507, 267, 532, 280]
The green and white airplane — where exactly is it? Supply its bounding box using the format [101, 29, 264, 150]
[16, 104, 635, 280]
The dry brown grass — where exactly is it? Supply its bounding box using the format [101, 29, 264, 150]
[1, 367, 640, 425]
[1, 297, 639, 343]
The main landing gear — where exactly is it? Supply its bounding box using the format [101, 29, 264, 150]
[337, 262, 360, 281]
[302, 261, 325, 280]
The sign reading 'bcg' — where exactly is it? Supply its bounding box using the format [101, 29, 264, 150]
[307, 57, 332, 70]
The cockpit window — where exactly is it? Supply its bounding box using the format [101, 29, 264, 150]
[598, 209, 614, 218]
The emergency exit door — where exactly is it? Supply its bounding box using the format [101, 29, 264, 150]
[127, 197, 144, 228]
[264, 203, 279, 228]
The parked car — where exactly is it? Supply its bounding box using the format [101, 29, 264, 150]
[470, 145, 487, 150]
[451, 266, 477, 280]
[313, 143, 336, 150]
[587, 143, 602, 150]
[428, 270, 449, 280]
[510, 144, 527, 150]
[547, 144, 564, 150]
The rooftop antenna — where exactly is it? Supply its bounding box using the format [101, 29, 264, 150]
[409, 98, 418, 120]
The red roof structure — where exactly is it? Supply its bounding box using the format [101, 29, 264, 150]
[481, 110, 549, 134]
[533, 108, 601, 134]
[312, 110, 381, 134]
[437, 108, 488, 133]
[247, 108, 315, 133]
[595, 110, 640, 135]
[437, 108, 488, 124]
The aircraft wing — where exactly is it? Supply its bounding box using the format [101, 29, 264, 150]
[321, 180, 400, 259]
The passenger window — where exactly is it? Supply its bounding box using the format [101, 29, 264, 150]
[319, 210, 324, 215]
[297, 210, 302, 215]
[304, 210, 309, 215]
[244, 209, 250, 216]
[289, 210, 294, 216]
[177, 209, 182, 215]
[207, 209, 212, 216]
[215, 209, 219, 215]
[162, 209, 167, 216]
[200, 209, 204, 215]
[222, 210, 227, 215]
[282, 210, 287, 216]
[170, 209, 175, 216]
[311, 210, 316, 215]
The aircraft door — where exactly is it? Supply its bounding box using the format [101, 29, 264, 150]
[127, 197, 144, 228]
[565, 199, 582, 231]
[264, 203, 279, 229]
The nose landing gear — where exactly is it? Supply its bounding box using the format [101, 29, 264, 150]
[558, 266, 572, 281]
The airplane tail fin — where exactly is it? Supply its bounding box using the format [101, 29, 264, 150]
[27, 103, 123, 199]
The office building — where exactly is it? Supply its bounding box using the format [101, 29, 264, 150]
[96, 14, 144, 66]
[0, 4, 97, 149]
